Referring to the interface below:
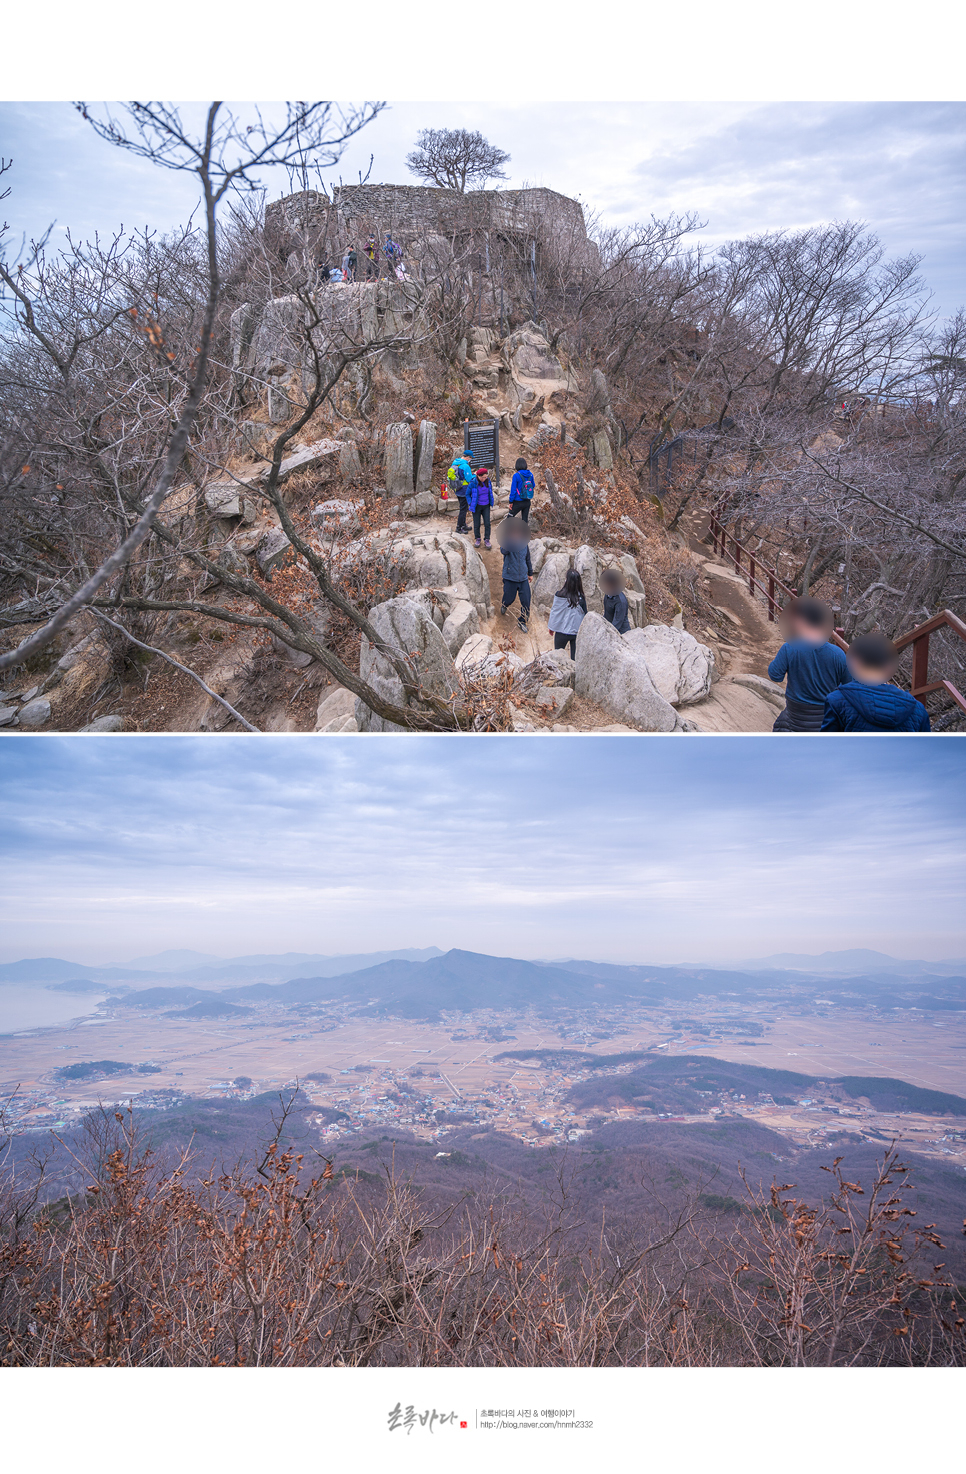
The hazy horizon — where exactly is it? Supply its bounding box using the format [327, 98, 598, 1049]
[2, 737, 963, 966]
[2, 944, 964, 972]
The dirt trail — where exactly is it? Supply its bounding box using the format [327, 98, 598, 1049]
[676, 529, 786, 732]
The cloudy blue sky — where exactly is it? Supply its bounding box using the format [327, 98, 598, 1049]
[0, 736, 962, 966]
[2, 101, 964, 317]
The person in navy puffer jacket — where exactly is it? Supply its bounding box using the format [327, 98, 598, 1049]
[822, 633, 931, 732]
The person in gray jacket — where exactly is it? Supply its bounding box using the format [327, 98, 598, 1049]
[548, 569, 587, 658]
[500, 520, 534, 629]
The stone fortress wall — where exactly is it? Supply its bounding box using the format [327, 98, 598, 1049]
[266, 183, 598, 270]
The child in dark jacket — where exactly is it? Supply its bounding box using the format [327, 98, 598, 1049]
[768, 597, 849, 732]
[601, 568, 631, 633]
[822, 633, 931, 732]
[508, 457, 535, 522]
[467, 467, 495, 548]
[500, 521, 533, 629]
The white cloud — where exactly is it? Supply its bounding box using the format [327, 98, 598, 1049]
[1, 736, 962, 965]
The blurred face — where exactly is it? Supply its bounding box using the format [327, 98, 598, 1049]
[791, 614, 828, 643]
[847, 654, 893, 684]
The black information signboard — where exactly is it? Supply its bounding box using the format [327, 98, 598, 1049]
[463, 419, 500, 487]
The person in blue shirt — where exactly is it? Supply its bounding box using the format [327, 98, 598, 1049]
[508, 457, 535, 523]
[467, 466, 495, 548]
[768, 597, 849, 732]
[822, 633, 931, 732]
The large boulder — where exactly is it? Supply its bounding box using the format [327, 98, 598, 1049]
[574, 613, 680, 732]
[18, 697, 52, 729]
[527, 536, 567, 576]
[507, 325, 563, 381]
[78, 714, 124, 733]
[339, 440, 364, 482]
[256, 528, 292, 578]
[355, 596, 458, 732]
[402, 490, 437, 519]
[397, 533, 492, 618]
[624, 590, 648, 629]
[315, 686, 357, 731]
[588, 429, 613, 470]
[265, 439, 342, 486]
[204, 480, 257, 523]
[532, 552, 573, 612]
[414, 420, 437, 496]
[455, 633, 494, 670]
[384, 423, 414, 499]
[574, 544, 603, 614]
[441, 599, 479, 656]
[535, 686, 574, 719]
[311, 498, 364, 532]
[513, 649, 576, 693]
[623, 625, 715, 706]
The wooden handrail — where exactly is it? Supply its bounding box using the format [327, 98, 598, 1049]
[707, 506, 965, 714]
[891, 610, 966, 715]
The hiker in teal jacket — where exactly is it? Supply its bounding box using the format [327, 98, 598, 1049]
[448, 457, 474, 534]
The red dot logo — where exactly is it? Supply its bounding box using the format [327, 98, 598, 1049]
[460, 1421, 468, 1429]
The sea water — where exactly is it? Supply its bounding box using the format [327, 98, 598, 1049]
[0, 986, 108, 1034]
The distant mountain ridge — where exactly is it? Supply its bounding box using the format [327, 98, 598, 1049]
[0, 947, 445, 989]
[104, 948, 966, 1021]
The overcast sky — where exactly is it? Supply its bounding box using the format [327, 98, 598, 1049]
[2, 101, 964, 318]
[1, 736, 962, 967]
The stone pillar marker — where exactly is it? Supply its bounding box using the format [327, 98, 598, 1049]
[413, 419, 437, 496]
[384, 422, 414, 498]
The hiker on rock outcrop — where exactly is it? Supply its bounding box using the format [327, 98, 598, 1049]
[821, 633, 931, 732]
[548, 569, 587, 658]
[385, 233, 406, 278]
[365, 234, 379, 278]
[508, 457, 535, 523]
[601, 568, 631, 634]
[468, 466, 495, 549]
[768, 596, 849, 733]
[342, 247, 357, 282]
[448, 456, 475, 535]
[500, 520, 533, 631]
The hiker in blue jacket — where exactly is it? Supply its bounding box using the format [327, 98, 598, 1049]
[448, 456, 474, 534]
[601, 568, 631, 634]
[768, 596, 850, 732]
[508, 457, 535, 523]
[500, 520, 534, 630]
[822, 633, 931, 732]
[467, 466, 495, 548]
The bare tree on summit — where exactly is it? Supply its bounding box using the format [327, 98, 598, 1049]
[405, 128, 510, 193]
